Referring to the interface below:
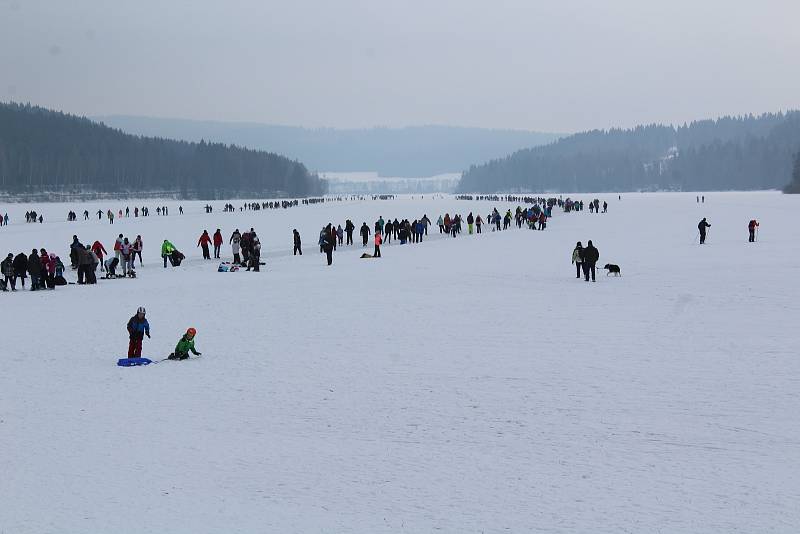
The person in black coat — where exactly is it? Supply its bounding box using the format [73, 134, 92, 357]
[345, 219, 355, 245]
[360, 223, 370, 247]
[293, 229, 302, 256]
[13, 252, 28, 289]
[27, 249, 42, 290]
[582, 240, 599, 282]
[698, 218, 711, 244]
[322, 225, 334, 265]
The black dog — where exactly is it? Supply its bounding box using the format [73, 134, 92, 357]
[603, 263, 621, 276]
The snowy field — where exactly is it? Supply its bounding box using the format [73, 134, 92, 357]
[1, 192, 799, 533]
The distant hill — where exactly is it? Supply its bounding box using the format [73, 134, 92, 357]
[0, 102, 326, 198]
[96, 116, 561, 177]
[458, 112, 800, 193]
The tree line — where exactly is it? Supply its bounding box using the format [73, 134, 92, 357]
[0, 102, 327, 198]
[458, 112, 800, 193]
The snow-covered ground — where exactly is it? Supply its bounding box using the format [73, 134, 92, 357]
[1, 192, 799, 533]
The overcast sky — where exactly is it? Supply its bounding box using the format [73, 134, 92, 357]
[1, 0, 798, 132]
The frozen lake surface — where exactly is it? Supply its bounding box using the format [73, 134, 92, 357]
[1, 192, 798, 532]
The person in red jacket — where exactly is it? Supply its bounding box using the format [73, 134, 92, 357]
[374, 231, 382, 258]
[92, 240, 108, 271]
[212, 229, 223, 259]
[198, 230, 212, 260]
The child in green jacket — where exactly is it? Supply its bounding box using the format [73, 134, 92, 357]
[168, 328, 201, 360]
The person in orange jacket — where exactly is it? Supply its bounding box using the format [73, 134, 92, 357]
[374, 230, 382, 258]
[198, 230, 212, 259]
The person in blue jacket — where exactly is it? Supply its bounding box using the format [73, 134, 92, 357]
[127, 306, 150, 357]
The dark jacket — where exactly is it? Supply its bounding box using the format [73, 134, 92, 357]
[127, 315, 150, 340]
[27, 253, 42, 275]
[13, 253, 28, 277]
[583, 244, 599, 264]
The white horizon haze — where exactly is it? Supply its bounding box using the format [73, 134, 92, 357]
[1, 0, 798, 132]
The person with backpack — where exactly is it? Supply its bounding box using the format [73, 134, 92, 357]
[1, 253, 15, 291]
[293, 229, 302, 255]
[198, 230, 212, 260]
[212, 229, 223, 259]
[467, 212, 475, 234]
[168, 327, 201, 360]
[582, 240, 599, 282]
[126, 307, 150, 358]
[748, 219, 759, 242]
[571, 242, 584, 279]
[698, 218, 711, 244]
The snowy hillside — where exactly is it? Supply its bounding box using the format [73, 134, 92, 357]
[1, 192, 798, 532]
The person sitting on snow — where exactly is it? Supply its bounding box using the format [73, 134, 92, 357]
[168, 327, 201, 360]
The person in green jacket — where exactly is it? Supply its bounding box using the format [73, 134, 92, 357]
[161, 239, 176, 268]
[168, 327, 201, 360]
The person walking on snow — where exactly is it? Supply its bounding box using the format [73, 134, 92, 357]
[127, 307, 150, 357]
[212, 229, 223, 259]
[360, 222, 370, 247]
[168, 327, 201, 360]
[582, 240, 599, 282]
[748, 219, 759, 242]
[198, 230, 212, 259]
[293, 229, 302, 255]
[698, 218, 711, 244]
[571, 242, 584, 279]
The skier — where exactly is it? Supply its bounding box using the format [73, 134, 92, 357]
[698, 218, 711, 244]
[571, 241, 584, 279]
[212, 229, 223, 259]
[467, 212, 474, 234]
[293, 229, 302, 255]
[582, 240, 599, 282]
[748, 219, 759, 242]
[168, 328, 201, 360]
[475, 215, 483, 234]
[198, 230, 212, 260]
[360, 222, 370, 247]
[126, 307, 150, 358]
[336, 225, 344, 246]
